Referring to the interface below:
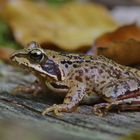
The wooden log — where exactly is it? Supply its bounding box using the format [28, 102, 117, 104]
[0, 63, 140, 140]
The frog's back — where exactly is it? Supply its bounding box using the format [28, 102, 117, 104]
[45, 49, 140, 80]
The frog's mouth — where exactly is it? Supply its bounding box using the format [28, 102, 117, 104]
[46, 82, 68, 95]
[50, 82, 68, 89]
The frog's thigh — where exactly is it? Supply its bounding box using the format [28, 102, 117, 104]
[93, 78, 140, 116]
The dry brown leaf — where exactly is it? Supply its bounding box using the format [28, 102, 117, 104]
[95, 24, 140, 48]
[0, 0, 118, 52]
[97, 39, 140, 65]
[0, 47, 15, 62]
[91, 24, 140, 65]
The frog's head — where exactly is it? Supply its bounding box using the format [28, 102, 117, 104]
[10, 41, 63, 81]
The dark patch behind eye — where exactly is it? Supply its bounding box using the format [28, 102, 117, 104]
[41, 59, 62, 81]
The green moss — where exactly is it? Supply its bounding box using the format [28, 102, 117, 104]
[121, 131, 140, 140]
[0, 19, 21, 49]
[47, 0, 74, 4]
[33, 0, 75, 5]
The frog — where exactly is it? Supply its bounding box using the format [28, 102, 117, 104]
[10, 41, 140, 116]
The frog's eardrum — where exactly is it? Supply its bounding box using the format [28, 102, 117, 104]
[0, 0, 118, 52]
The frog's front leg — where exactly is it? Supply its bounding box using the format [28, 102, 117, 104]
[42, 81, 86, 116]
[93, 78, 140, 116]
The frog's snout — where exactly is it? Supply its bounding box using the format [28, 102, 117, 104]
[10, 50, 26, 61]
[10, 52, 20, 61]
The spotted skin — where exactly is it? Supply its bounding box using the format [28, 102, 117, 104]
[10, 41, 140, 116]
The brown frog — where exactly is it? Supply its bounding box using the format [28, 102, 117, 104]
[10, 41, 140, 116]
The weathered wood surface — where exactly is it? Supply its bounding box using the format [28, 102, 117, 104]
[0, 63, 140, 140]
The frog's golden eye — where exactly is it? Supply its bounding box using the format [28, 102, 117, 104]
[29, 49, 44, 62]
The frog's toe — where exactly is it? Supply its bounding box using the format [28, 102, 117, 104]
[42, 104, 63, 116]
[93, 103, 111, 116]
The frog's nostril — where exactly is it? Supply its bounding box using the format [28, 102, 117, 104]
[10, 53, 15, 60]
[10, 51, 26, 60]
[10, 52, 19, 60]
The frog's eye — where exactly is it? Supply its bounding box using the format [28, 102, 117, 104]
[29, 49, 44, 62]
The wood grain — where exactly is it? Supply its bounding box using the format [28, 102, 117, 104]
[0, 63, 139, 140]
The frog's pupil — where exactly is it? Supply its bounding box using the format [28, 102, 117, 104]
[29, 49, 43, 61]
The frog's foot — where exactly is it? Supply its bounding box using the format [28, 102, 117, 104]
[12, 83, 43, 96]
[42, 104, 72, 116]
[93, 103, 111, 116]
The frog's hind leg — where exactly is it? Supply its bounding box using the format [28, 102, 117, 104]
[115, 92, 140, 111]
[93, 102, 111, 116]
[93, 95, 140, 116]
[93, 78, 140, 116]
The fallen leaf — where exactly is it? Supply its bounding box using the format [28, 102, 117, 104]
[97, 39, 140, 65]
[95, 24, 140, 48]
[0, 0, 118, 52]
[91, 24, 140, 65]
[0, 47, 15, 62]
